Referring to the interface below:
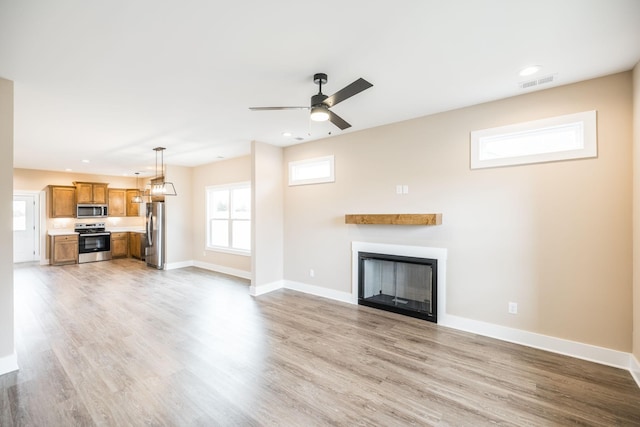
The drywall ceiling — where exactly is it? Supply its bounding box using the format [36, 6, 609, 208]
[1, 0, 639, 177]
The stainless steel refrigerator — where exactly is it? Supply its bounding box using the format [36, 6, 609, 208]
[145, 202, 166, 269]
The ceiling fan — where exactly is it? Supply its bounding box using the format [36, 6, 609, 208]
[249, 73, 373, 130]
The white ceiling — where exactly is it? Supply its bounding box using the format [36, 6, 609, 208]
[1, 0, 639, 177]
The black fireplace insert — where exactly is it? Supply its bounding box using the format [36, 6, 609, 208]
[358, 252, 437, 323]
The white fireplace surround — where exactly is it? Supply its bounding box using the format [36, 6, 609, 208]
[351, 241, 447, 319]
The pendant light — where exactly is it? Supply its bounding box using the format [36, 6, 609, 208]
[131, 172, 144, 203]
[147, 147, 177, 196]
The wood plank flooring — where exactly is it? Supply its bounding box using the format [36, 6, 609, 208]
[2, 259, 640, 426]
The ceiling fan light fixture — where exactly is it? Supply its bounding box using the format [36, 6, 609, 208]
[310, 106, 329, 122]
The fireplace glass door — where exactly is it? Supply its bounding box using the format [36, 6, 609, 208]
[358, 252, 436, 322]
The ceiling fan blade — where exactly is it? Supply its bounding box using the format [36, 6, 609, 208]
[249, 106, 309, 111]
[324, 78, 373, 108]
[328, 110, 351, 130]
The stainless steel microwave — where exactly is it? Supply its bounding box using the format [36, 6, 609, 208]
[77, 204, 108, 218]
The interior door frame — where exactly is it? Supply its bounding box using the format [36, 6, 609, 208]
[13, 190, 41, 263]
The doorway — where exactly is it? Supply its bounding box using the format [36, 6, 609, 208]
[13, 193, 40, 263]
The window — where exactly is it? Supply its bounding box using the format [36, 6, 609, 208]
[13, 200, 26, 231]
[470, 110, 597, 169]
[289, 155, 335, 186]
[206, 182, 251, 254]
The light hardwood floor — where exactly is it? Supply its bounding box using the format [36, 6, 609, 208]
[2, 259, 640, 426]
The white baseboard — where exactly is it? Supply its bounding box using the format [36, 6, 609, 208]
[631, 354, 640, 388]
[193, 260, 252, 280]
[165, 260, 194, 270]
[248, 280, 354, 303]
[250, 280, 285, 296]
[0, 352, 18, 376]
[439, 314, 631, 370]
[283, 280, 356, 304]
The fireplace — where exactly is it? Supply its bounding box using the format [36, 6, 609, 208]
[358, 251, 437, 322]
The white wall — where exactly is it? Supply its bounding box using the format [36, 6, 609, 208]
[165, 164, 193, 268]
[0, 77, 17, 374]
[633, 61, 640, 364]
[251, 141, 284, 289]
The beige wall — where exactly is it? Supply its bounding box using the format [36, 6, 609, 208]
[0, 78, 15, 367]
[165, 164, 193, 265]
[13, 168, 140, 191]
[252, 141, 284, 287]
[192, 156, 252, 273]
[633, 62, 640, 361]
[283, 72, 633, 352]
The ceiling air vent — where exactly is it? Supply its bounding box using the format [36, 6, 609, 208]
[518, 74, 556, 90]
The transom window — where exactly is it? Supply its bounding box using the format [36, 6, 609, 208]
[289, 155, 335, 186]
[470, 110, 597, 169]
[206, 182, 251, 254]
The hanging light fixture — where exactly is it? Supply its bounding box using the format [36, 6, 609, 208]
[131, 172, 144, 203]
[146, 147, 177, 196]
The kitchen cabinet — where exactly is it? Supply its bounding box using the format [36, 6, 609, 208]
[108, 189, 127, 217]
[126, 189, 142, 217]
[111, 232, 129, 258]
[48, 185, 76, 218]
[74, 182, 108, 204]
[50, 234, 78, 265]
[109, 189, 142, 217]
[129, 232, 144, 260]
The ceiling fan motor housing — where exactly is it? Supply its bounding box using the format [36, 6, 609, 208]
[311, 93, 328, 108]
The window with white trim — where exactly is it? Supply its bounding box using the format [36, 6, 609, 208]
[206, 182, 251, 254]
[470, 110, 597, 169]
[289, 155, 335, 186]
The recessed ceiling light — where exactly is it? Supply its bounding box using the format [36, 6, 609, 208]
[81, 159, 90, 163]
[519, 65, 542, 77]
[65, 168, 72, 172]
[282, 132, 292, 137]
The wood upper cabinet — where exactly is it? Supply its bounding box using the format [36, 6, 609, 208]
[110, 232, 129, 258]
[126, 189, 141, 217]
[74, 182, 108, 204]
[48, 185, 76, 218]
[109, 189, 142, 217]
[108, 189, 127, 217]
[50, 234, 78, 265]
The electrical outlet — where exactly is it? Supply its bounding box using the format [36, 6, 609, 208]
[508, 302, 518, 314]
[309, 269, 315, 278]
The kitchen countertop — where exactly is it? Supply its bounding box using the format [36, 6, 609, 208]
[48, 228, 145, 236]
[108, 227, 146, 233]
[48, 229, 78, 236]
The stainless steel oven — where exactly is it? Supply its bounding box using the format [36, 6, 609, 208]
[75, 222, 112, 263]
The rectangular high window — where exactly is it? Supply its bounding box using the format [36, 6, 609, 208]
[206, 182, 251, 254]
[289, 155, 335, 186]
[470, 110, 597, 169]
